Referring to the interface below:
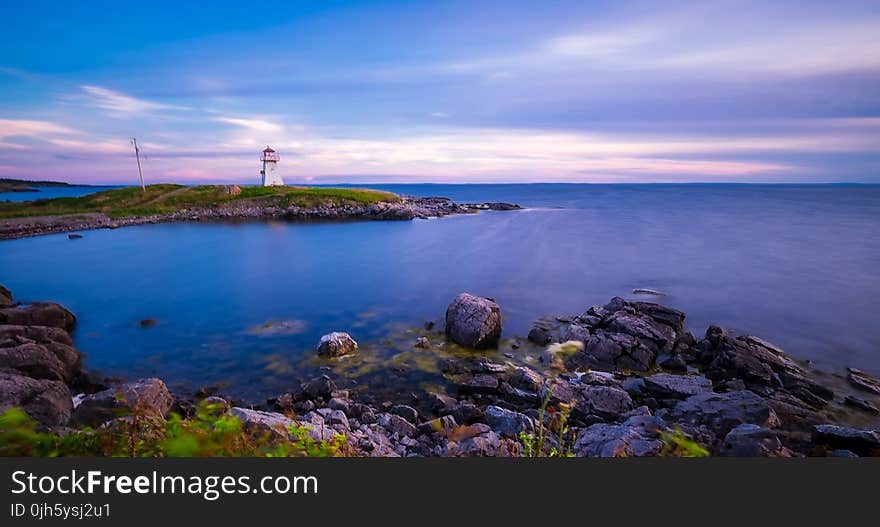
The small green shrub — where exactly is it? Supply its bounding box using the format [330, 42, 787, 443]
[0, 403, 347, 458]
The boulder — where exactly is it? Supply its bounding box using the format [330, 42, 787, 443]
[0, 324, 80, 375]
[573, 415, 666, 457]
[812, 425, 880, 455]
[0, 371, 73, 426]
[0, 342, 70, 382]
[527, 323, 553, 345]
[644, 373, 713, 400]
[428, 392, 458, 416]
[0, 302, 76, 331]
[302, 375, 337, 400]
[484, 405, 535, 439]
[567, 331, 654, 372]
[317, 332, 358, 357]
[377, 413, 417, 438]
[719, 424, 790, 457]
[576, 386, 633, 420]
[391, 404, 419, 424]
[508, 366, 544, 393]
[0, 285, 12, 307]
[660, 390, 779, 438]
[230, 407, 295, 441]
[414, 336, 430, 349]
[444, 293, 502, 349]
[71, 378, 173, 427]
[561, 324, 591, 344]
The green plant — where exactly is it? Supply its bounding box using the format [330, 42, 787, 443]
[659, 428, 710, 457]
[0, 403, 347, 458]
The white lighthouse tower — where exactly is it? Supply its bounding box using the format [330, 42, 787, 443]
[260, 146, 284, 186]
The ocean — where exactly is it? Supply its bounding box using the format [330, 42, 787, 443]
[1, 183, 878, 400]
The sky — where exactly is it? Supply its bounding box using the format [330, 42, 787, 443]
[1, 0, 879, 185]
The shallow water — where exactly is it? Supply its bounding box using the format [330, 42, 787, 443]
[1, 184, 878, 401]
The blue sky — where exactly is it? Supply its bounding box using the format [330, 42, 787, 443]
[1, 0, 879, 184]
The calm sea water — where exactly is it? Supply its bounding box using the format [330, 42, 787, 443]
[0, 186, 118, 202]
[1, 184, 878, 400]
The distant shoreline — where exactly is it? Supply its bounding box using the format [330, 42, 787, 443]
[0, 178, 84, 193]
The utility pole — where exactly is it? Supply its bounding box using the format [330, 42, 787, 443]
[131, 137, 145, 192]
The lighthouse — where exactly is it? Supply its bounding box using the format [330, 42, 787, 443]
[260, 146, 284, 186]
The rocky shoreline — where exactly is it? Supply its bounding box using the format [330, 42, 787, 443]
[0, 196, 522, 240]
[2, 284, 879, 457]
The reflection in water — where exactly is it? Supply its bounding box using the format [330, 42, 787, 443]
[1, 184, 878, 401]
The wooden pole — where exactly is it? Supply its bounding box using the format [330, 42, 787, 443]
[131, 138, 145, 192]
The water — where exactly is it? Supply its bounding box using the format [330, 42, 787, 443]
[1, 184, 879, 401]
[0, 185, 118, 202]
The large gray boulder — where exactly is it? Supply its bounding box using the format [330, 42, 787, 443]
[0, 325, 80, 375]
[719, 424, 790, 457]
[573, 415, 666, 457]
[0, 371, 73, 426]
[71, 378, 173, 427]
[0, 302, 76, 331]
[445, 293, 502, 349]
[230, 407, 295, 441]
[484, 405, 536, 439]
[576, 385, 634, 420]
[317, 332, 358, 357]
[644, 373, 713, 400]
[660, 390, 779, 438]
[812, 425, 880, 455]
[0, 342, 70, 382]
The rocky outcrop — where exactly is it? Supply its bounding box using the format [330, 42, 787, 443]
[445, 293, 502, 349]
[658, 390, 779, 439]
[0, 302, 76, 331]
[317, 332, 358, 357]
[560, 298, 685, 372]
[0, 371, 73, 426]
[72, 378, 173, 427]
[0, 286, 82, 427]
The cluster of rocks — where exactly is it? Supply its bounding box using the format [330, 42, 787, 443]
[0, 196, 522, 240]
[2, 284, 879, 457]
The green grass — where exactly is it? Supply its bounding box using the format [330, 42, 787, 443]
[0, 184, 401, 219]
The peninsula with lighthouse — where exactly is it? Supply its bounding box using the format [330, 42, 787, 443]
[0, 146, 521, 240]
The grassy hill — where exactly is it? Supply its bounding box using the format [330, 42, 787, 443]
[0, 184, 401, 219]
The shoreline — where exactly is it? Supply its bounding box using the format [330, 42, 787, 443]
[2, 285, 879, 457]
[0, 195, 522, 240]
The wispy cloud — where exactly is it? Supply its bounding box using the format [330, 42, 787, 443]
[0, 118, 81, 139]
[76, 85, 189, 117]
[213, 117, 283, 133]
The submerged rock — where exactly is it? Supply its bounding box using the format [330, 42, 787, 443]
[847, 368, 880, 396]
[317, 332, 358, 357]
[445, 293, 502, 349]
